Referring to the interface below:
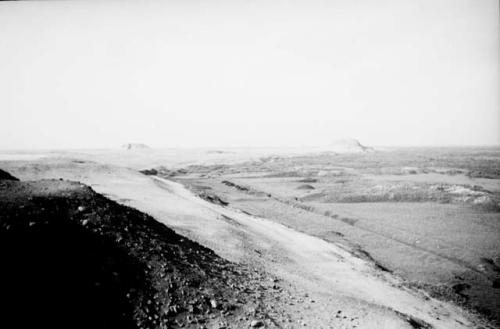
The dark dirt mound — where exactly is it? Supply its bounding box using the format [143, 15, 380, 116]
[296, 184, 315, 190]
[140, 167, 188, 178]
[0, 168, 19, 180]
[139, 168, 158, 175]
[297, 178, 318, 183]
[198, 191, 229, 206]
[0, 176, 284, 329]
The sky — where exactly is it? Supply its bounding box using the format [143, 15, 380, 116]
[0, 0, 498, 149]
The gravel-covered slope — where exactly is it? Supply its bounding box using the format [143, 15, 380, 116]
[0, 175, 282, 329]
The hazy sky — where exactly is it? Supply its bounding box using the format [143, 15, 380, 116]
[0, 0, 498, 149]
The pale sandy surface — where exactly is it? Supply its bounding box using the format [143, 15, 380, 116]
[0, 147, 499, 328]
[0, 147, 321, 170]
[166, 147, 500, 325]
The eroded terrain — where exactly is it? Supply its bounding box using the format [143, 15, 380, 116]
[1, 146, 499, 328]
[145, 148, 500, 324]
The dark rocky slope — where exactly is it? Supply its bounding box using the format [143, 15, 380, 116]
[0, 173, 281, 329]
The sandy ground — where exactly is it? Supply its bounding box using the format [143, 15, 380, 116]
[162, 147, 500, 324]
[0, 147, 320, 170]
[150, 177, 476, 329]
[0, 156, 491, 329]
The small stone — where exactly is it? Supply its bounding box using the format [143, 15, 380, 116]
[250, 320, 265, 328]
[77, 206, 85, 212]
[210, 299, 218, 309]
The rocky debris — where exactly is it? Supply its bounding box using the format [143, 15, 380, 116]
[140, 167, 188, 178]
[0, 168, 19, 181]
[430, 184, 500, 212]
[0, 175, 297, 329]
[139, 168, 158, 175]
[222, 180, 249, 192]
[220, 180, 272, 198]
[467, 169, 500, 179]
[0, 172, 328, 329]
[142, 164, 235, 179]
[198, 191, 229, 206]
[452, 283, 472, 298]
[250, 319, 265, 327]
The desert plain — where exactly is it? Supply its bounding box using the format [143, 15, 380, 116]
[0, 143, 499, 329]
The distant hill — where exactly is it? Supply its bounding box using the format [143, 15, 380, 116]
[329, 138, 373, 153]
[121, 143, 150, 150]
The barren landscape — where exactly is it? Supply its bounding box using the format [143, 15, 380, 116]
[1, 0, 498, 327]
[1, 145, 499, 329]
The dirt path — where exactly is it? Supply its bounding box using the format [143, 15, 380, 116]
[147, 177, 479, 329]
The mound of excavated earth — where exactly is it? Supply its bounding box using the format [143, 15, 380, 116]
[0, 174, 285, 329]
